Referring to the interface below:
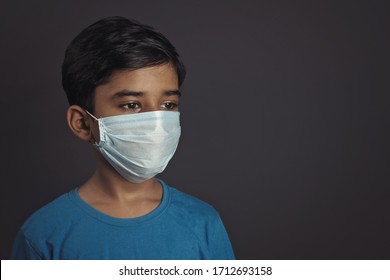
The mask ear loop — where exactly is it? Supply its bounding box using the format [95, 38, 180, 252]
[85, 110, 98, 121]
[85, 111, 100, 144]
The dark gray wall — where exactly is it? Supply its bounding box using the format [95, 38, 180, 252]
[1, 0, 389, 259]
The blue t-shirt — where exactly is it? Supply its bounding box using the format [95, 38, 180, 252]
[11, 179, 235, 260]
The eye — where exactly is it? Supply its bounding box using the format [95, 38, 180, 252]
[162, 102, 179, 110]
[121, 102, 141, 112]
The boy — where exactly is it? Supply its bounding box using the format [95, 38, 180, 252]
[11, 16, 235, 260]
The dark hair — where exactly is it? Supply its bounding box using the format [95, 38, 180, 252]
[62, 16, 186, 112]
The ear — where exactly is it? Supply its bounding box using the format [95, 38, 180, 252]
[66, 105, 98, 142]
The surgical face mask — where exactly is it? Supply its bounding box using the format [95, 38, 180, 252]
[87, 110, 181, 183]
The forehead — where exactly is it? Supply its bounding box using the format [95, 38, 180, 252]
[97, 63, 179, 94]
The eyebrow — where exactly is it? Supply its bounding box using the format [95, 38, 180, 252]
[165, 90, 182, 97]
[112, 89, 181, 98]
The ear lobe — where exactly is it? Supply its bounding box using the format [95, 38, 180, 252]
[66, 105, 94, 142]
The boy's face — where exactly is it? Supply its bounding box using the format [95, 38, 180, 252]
[93, 63, 180, 118]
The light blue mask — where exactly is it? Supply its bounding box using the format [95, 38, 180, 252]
[87, 111, 181, 183]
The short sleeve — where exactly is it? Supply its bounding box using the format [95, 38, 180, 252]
[209, 214, 235, 260]
[11, 230, 42, 260]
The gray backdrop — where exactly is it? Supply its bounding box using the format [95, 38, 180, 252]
[1, 0, 389, 259]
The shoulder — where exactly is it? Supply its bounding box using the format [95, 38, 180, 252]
[162, 182, 223, 233]
[162, 182, 235, 259]
[20, 190, 78, 239]
[12, 190, 79, 259]
[167, 184, 220, 219]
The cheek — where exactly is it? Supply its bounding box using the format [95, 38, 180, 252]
[91, 122, 101, 143]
